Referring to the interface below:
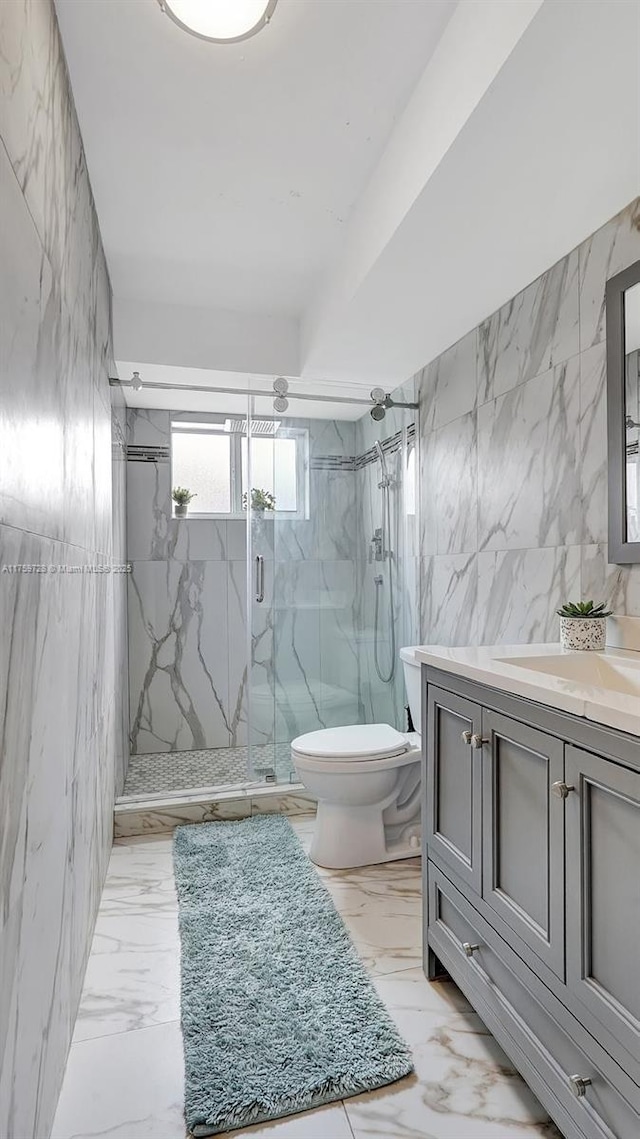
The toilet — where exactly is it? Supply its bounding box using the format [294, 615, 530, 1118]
[292, 646, 422, 868]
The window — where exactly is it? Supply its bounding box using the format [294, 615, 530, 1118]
[240, 435, 298, 513]
[171, 419, 308, 519]
[171, 427, 231, 513]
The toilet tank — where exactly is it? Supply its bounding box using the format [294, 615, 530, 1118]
[399, 646, 422, 734]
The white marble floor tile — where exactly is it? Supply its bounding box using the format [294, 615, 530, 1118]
[346, 969, 561, 1139]
[72, 917, 180, 1041]
[372, 966, 474, 1023]
[72, 838, 180, 1041]
[54, 824, 559, 1139]
[321, 859, 423, 976]
[53, 1016, 354, 1139]
[51, 1021, 187, 1139]
[225, 1103, 355, 1138]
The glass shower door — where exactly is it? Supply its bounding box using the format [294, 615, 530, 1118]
[245, 381, 418, 787]
[246, 393, 278, 782]
[247, 397, 364, 785]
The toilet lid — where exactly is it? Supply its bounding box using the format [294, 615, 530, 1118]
[291, 723, 409, 761]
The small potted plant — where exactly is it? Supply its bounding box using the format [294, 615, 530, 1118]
[557, 600, 613, 651]
[172, 486, 196, 518]
[242, 487, 276, 512]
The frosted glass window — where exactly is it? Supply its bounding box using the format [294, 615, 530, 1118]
[241, 437, 298, 512]
[170, 422, 305, 516]
[172, 431, 231, 513]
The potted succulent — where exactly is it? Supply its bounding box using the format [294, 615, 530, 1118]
[242, 487, 276, 512]
[172, 486, 196, 518]
[557, 600, 613, 651]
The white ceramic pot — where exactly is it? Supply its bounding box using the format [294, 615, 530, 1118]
[559, 616, 606, 651]
[174, 502, 188, 518]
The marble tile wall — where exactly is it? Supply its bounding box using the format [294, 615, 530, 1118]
[417, 197, 640, 646]
[126, 411, 361, 761]
[0, 1, 124, 1135]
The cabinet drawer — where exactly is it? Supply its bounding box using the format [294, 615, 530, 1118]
[428, 863, 640, 1139]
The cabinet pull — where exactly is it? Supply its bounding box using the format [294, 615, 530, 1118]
[462, 941, 480, 957]
[569, 1074, 592, 1098]
[461, 730, 472, 745]
[551, 781, 575, 799]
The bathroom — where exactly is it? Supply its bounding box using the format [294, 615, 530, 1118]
[2, 1, 640, 1137]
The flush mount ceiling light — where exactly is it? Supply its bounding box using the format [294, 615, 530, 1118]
[158, 0, 278, 43]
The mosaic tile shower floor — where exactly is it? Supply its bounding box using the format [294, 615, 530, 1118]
[121, 744, 295, 799]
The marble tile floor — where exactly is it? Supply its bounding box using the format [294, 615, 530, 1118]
[121, 743, 296, 799]
[52, 816, 562, 1139]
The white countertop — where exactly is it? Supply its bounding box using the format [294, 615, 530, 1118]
[415, 640, 640, 737]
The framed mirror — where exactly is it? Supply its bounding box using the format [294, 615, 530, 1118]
[606, 259, 640, 562]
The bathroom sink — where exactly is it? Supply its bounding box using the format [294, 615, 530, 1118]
[496, 652, 640, 697]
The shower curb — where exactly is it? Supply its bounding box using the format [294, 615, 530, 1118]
[113, 783, 316, 839]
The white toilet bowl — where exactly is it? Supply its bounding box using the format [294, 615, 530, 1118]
[292, 647, 423, 869]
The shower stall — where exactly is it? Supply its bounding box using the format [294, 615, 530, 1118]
[119, 377, 418, 804]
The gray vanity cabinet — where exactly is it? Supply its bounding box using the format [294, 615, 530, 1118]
[425, 686, 482, 893]
[423, 665, 640, 1139]
[565, 746, 640, 1066]
[481, 710, 565, 978]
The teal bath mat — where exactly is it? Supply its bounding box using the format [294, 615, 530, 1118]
[173, 815, 413, 1136]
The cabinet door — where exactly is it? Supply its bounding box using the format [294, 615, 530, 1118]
[565, 746, 640, 1062]
[426, 686, 482, 893]
[482, 711, 565, 978]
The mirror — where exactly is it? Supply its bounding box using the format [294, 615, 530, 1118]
[606, 260, 640, 561]
[624, 283, 640, 542]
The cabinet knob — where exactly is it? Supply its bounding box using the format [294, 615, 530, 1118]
[551, 781, 575, 799]
[462, 941, 480, 957]
[461, 731, 488, 748]
[569, 1074, 592, 1098]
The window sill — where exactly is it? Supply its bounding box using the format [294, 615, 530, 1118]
[174, 513, 247, 521]
[173, 513, 305, 522]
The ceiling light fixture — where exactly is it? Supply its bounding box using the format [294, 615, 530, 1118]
[158, 0, 278, 44]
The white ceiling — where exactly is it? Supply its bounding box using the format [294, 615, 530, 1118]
[55, 0, 454, 316]
[56, 0, 640, 415]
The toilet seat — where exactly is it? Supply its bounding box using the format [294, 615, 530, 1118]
[291, 723, 409, 762]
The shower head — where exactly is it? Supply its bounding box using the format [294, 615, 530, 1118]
[224, 418, 280, 436]
[370, 404, 386, 421]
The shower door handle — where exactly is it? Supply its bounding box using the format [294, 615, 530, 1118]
[255, 555, 265, 603]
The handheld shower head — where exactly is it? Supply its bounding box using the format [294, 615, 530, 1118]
[370, 404, 386, 421]
[374, 439, 390, 482]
